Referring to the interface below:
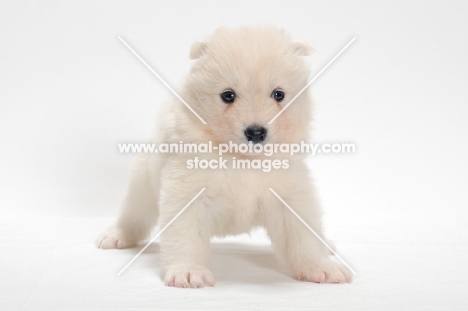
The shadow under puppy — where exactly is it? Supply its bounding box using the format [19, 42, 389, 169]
[98, 26, 353, 288]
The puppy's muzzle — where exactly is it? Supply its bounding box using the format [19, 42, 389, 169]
[244, 125, 267, 143]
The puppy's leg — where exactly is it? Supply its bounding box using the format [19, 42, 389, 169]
[159, 189, 214, 288]
[97, 154, 160, 249]
[265, 188, 352, 283]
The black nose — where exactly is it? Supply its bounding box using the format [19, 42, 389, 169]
[244, 125, 267, 143]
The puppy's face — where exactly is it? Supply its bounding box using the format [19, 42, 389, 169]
[185, 27, 313, 145]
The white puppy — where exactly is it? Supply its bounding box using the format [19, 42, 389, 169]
[97, 26, 352, 287]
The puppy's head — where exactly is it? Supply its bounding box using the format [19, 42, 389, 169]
[184, 27, 314, 145]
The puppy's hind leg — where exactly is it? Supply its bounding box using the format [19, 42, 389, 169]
[97, 154, 160, 249]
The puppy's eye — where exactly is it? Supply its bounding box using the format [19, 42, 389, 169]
[271, 89, 285, 102]
[220, 90, 236, 104]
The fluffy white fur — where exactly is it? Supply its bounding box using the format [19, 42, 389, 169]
[97, 27, 352, 287]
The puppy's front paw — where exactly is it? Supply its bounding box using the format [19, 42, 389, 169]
[294, 259, 353, 284]
[164, 265, 215, 288]
[96, 227, 137, 249]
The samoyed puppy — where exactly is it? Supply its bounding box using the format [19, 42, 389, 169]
[97, 26, 352, 287]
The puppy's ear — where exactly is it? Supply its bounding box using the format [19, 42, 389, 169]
[190, 41, 208, 59]
[291, 41, 314, 56]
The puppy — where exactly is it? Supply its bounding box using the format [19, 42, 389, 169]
[97, 26, 352, 287]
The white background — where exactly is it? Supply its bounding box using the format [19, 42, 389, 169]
[1, 1, 468, 310]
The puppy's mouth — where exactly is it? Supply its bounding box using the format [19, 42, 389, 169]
[238, 152, 263, 157]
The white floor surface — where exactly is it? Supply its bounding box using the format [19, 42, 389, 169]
[1, 213, 467, 310]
